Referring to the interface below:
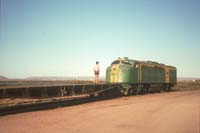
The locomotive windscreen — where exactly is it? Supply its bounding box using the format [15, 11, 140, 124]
[112, 60, 131, 65]
[112, 60, 120, 65]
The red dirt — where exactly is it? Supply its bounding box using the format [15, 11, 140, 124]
[0, 90, 200, 133]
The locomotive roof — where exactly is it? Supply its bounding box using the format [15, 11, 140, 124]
[115, 57, 176, 69]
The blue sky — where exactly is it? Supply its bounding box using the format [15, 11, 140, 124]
[0, 0, 200, 78]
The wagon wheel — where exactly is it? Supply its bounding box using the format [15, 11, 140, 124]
[89, 93, 94, 97]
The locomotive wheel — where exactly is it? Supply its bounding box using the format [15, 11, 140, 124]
[127, 88, 135, 95]
[165, 86, 171, 92]
[141, 87, 148, 94]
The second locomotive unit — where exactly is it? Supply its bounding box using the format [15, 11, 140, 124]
[106, 57, 177, 95]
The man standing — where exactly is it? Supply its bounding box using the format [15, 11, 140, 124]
[93, 61, 100, 84]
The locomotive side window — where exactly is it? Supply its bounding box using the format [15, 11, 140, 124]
[135, 64, 139, 68]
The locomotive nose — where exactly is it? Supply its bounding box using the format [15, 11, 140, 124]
[110, 64, 119, 83]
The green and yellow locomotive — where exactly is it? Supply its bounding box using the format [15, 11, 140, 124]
[106, 57, 177, 95]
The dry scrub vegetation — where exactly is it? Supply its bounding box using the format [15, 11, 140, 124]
[172, 81, 200, 91]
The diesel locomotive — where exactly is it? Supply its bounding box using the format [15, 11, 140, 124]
[106, 57, 177, 95]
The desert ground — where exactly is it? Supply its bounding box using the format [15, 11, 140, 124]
[0, 84, 200, 133]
